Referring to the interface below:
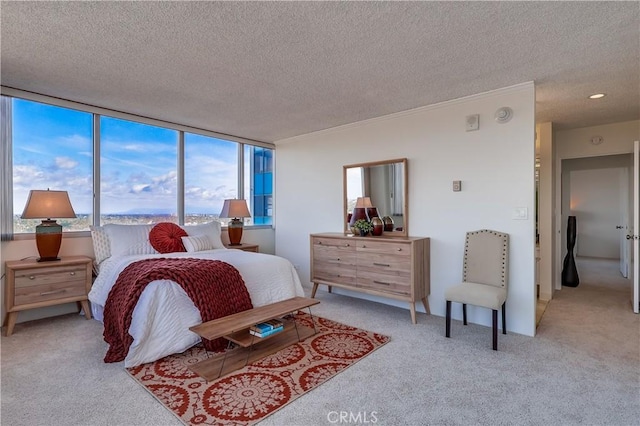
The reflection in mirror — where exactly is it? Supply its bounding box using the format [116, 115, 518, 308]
[343, 158, 408, 237]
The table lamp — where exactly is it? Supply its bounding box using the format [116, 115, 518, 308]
[219, 199, 251, 245]
[21, 189, 77, 261]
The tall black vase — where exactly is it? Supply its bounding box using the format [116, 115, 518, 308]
[562, 215, 580, 287]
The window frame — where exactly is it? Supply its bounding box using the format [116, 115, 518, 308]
[2, 87, 275, 237]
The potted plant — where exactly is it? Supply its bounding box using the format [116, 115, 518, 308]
[354, 219, 373, 236]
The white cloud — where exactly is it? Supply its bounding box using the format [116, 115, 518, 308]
[55, 157, 78, 169]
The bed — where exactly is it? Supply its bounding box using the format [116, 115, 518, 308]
[88, 221, 305, 368]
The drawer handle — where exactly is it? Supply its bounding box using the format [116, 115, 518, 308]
[69, 272, 76, 276]
[345, 243, 350, 247]
[29, 275, 36, 280]
[40, 289, 66, 296]
[373, 280, 391, 286]
[373, 262, 390, 267]
[397, 248, 402, 252]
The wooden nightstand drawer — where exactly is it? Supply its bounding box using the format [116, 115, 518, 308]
[14, 277, 86, 306]
[14, 264, 87, 288]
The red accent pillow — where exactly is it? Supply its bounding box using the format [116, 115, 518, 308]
[149, 222, 188, 254]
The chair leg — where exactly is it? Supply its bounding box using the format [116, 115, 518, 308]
[445, 301, 451, 338]
[492, 309, 498, 350]
[462, 304, 467, 325]
[502, 302, 507, 335]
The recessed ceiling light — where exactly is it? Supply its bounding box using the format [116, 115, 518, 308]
[588, 93, 606, 99]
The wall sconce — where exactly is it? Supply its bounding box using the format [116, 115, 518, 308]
[219, 199, 251, 245]
[21, 189, 77, 261]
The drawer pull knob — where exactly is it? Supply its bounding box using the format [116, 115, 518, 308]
[29, 275, 35, 280]
[373, 262, 390, 267]
[345, 244, 350, 247]
[70, 272, 76, 276]
[397, 248, 402, 251]
[373, 280, 391, 286]
[40, 289, 66, 296]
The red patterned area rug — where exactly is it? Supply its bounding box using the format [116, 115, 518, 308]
[126, 312, 389, 425]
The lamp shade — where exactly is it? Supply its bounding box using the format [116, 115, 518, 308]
[219, 199, 251, 219]
[21, 190, 76, 219]
[355, 197, 373, 208]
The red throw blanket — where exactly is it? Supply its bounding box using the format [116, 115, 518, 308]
[102, 258, 253, 363]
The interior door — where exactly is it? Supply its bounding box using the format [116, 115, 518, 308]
[632, 141, 639, 313]
[620, 168, 629, 278]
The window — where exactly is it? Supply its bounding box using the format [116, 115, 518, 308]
[100, 116, 178, 225]
[248, 146, 273, 225]
[4, 91, 275, 235]
[185, 133, 238, 226]
[11, 98, 93, 233]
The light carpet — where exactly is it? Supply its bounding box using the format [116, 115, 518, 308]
[126, 312, 389, 425]
[1, 257, 638, 425]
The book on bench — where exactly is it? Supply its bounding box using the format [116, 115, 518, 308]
[250, 318, 284, 334]
[250, 324, 284, 338]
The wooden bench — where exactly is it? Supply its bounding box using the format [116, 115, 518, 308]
[189, 296, 320, 380]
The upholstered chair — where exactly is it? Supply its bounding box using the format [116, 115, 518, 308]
[445, 229, 509, 350]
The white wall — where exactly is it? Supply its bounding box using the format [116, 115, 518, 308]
[568, 167, 624, 258]
[275, 83, 537, 337]
[0, 228, 276, 324]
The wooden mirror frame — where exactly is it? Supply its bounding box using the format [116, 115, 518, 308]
[343, 158, 408, 237]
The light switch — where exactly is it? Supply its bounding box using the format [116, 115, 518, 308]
[453, 180, 461, 192]
[512, 207, 528, 220]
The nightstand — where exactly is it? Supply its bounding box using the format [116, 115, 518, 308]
[224, 243, 259, 253]
[4, 256, 93, 336]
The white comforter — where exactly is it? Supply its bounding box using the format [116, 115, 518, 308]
[88, 249, 305, 367]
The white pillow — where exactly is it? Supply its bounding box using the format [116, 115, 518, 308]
[181, 221, 225, 250]
[90, 225, 111, 266]
[103, 224, 158, 257]
[181, 235, 214, 252]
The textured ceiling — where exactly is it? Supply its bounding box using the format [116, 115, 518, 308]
[1, 1, 638, 143]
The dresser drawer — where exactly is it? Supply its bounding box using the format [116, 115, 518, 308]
[356, 240, 411, 256]
[313, 244, 357, 265]
[356, 252, 411, 275]
[357, 269, 411, 295]
[312, 261, 357, 286]
[312, 237, 356, 252]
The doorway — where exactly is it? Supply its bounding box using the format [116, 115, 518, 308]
[549, 154, 635, 321]
[560, 154, 633, 278]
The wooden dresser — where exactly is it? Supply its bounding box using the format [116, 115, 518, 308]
[310, 233, 430, 323]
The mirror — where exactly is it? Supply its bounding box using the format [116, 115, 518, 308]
[343, 158, 408, 237]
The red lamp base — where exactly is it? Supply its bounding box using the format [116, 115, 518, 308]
[227, 218, 244, 246]
[35, 220, 63, 262]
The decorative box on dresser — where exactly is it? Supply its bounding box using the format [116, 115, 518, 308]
[310, 233, 430, 324]
[3, 256, 93, 336]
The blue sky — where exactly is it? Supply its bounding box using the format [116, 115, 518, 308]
[13, 98, 238, 215]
